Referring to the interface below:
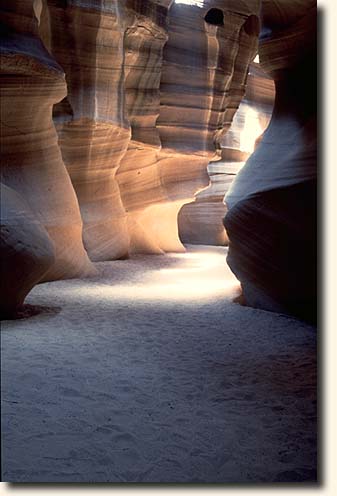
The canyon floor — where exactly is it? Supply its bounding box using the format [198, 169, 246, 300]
[1, 246, 317, 483]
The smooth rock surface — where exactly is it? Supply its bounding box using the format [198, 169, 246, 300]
[155, 1, 260, 251]
[116, 0, 171, 254]
[0, 0, 94, 280]
[0, 184, 55, 318]
[224, 0, 317, 322]
[42, 0, 132, 261]
[35, 1, 260, 258]
[178, 62, 274, 245]
[1, 0, 261, 310]
[118, 0, 262, 254]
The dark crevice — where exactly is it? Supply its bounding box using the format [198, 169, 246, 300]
[204, 8, 224, 27]
[243, 15, 260, 37]
[53, 96, 74, 123]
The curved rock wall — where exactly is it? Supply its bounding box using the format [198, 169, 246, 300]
[224, 0, 317, 323]
[41, 0, 131, 261]
[0, 0, 94, 282]
[0, 183, 55, 317]
[117, 0, 261, 254]
[41, 0, 260, 258]
[156, 1, 260, 250]
[1, 0, 260, 315]
[178, 62, 275, 245]
[116, 1, 171, 254]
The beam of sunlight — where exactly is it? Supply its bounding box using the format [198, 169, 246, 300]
[239, 104, 264, 153]
[47, 249, 240, 304]
[174, 0, 204, 7]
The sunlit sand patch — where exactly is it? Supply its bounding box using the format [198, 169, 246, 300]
[48, 248, 240, 303]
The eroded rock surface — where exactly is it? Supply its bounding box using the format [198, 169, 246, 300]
[155, 0, 260, 252]
[178, 62, 274, 245]
[0, 184, 55, 318]
[116, 0, 171, 254]
[38, 0, 261, 258]
[3, 0, 293, 316]
[42, 0, 132, 261]
[1, 0, 315, 320]
[224, 0, 317, 322]
[0, 0, 94, 282]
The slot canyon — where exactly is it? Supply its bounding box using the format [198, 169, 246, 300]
[1, 0, 317, 484]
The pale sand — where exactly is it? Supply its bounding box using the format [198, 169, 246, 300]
[1, 246, 317, 482]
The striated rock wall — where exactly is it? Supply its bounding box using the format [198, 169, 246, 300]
[41, 0, 131, 261]
[224, 0, 317, 323]
[117, 0, 261, 254]
[116, 0, 171, 254]
[39, 0, 261, 258]
[155, 0, 261, 252]
[1, 0, 261, 315]
[0, 0, 94, 282]
[178, 62, 275, 245]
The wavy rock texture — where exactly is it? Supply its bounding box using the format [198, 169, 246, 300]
[178, 63, 274, 245]
[0, 184, 55, 318]
[40, 0, 261, 257]
[152, 0, 261, 253]
[117, 0, 262, 254]
[0, 0, 94, 282]
[1, 0, 261, 313]
[224, 0, 317, 323]
[116, 0, 171, 254]
[41, 0, 131, 261]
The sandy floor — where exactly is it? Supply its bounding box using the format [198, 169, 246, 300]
[1, 246, 317, 483]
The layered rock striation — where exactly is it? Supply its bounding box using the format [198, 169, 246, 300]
[156, 0, 261, 251]
[116, 0, 171, 254]
[41, 0, 132, 261]
[178, 62, 275, 245]
[40, 0, 261, 258]
[224, 0, 317, 323]
[0, 0, 94, 283]
[1, 0, 262, 316]
[117, 0, 262, 254]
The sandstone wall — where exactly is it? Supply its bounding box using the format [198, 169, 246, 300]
[156, 0, 260, 251]
[178, 62, 275, 245]
[0, 0, 94, 282]
[0, 183, 55, 317]
[116, 0, 171, 254]
[1, 0, 261, 315]
[42, 0, 131, 261]
[224, 0, 317, 323]
[117, 0, 261, 254]
[39, 0, 261, 258]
